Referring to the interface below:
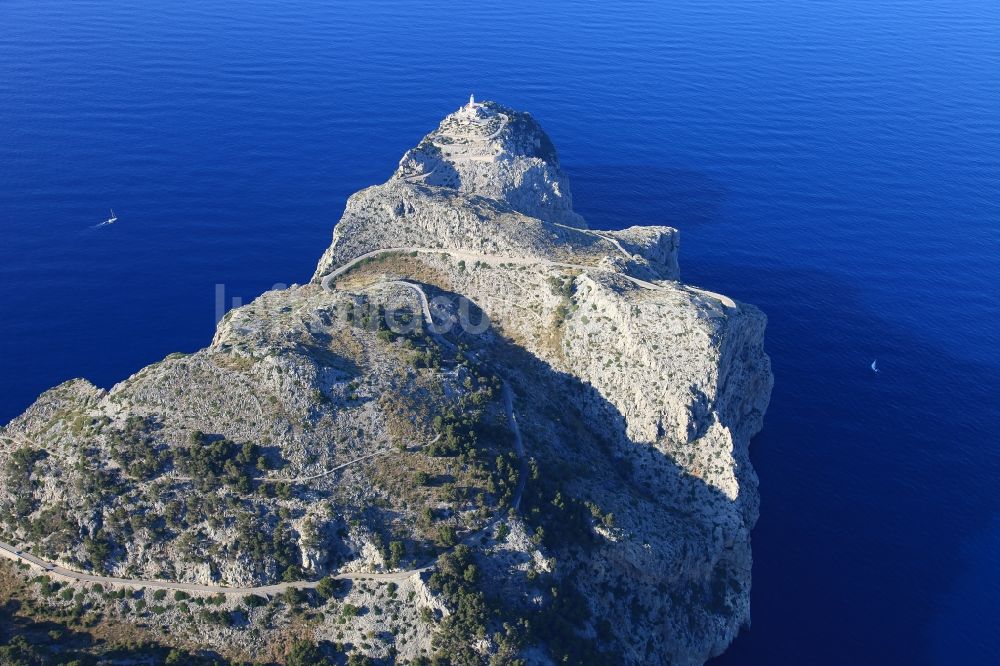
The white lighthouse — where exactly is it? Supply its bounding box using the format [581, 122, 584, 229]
[460, 93, 485, 119]
[458, 93, 493, 122]
[463, 93, 480, 113]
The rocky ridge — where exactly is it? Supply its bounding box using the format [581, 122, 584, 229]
[0, 99, 771, 665]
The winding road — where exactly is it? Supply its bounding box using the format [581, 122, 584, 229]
[0, 539, 427, 596]
[550, 221, 637, 265]
[320, 245, 737, 309]
[381, 280, 440, 334]
[246, 433, 440, 485]
[377, 279, 526, 509]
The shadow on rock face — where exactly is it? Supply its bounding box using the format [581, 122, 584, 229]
[413, 281, 758, 664]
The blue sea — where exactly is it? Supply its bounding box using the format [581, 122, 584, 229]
[1, 1, 998, 663]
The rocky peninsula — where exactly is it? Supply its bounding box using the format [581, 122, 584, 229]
[0, 98, 772, 665]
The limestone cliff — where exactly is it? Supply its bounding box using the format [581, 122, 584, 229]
[0, 99, 771, 665]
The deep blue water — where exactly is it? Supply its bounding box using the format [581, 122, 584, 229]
[2, 0, 999, 663]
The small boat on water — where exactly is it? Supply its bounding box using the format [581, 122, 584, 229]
[105, 209, 117, 225]
[871, 359, 879, 373]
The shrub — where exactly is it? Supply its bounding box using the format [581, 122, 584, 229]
[165, 649, 186, 665]
[284, 587, 305, 607]
[436, 526, 457, 548]
[315, 577, 341, 601]
[0, 636, 43, 666]
[426, 546, 490, 661]
[287, 639, 331, 666]
[388, 540, 405, 569]
[495, 522, 509, 542]
[243, 594, 267, 609]
[346, 653, 373, 666]
[175, 435, 260, 492]
[199, 609, 231, 626]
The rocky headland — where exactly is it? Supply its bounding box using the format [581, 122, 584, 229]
[0, 98, 772, 665]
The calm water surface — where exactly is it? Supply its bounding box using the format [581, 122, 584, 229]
[2, 1, 999, 663]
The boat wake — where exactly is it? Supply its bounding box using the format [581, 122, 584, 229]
[91, 208, 118, 229]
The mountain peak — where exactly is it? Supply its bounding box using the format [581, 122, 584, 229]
[393, 99, 586, 227]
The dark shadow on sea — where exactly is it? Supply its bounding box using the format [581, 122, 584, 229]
[568, 165, 1000, 664]
[700, 261, 1000, 665]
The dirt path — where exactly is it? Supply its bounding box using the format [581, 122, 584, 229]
[320, 245, 737, 311]
[0, 539, 427, 597]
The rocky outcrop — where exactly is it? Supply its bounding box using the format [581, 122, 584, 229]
[396, 97, 585, 227]
[311, 99, 773, 664]
[0, 99, 771, 665]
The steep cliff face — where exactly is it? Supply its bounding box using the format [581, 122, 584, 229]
[0, 100, 771, 665]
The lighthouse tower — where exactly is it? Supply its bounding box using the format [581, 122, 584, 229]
[460, 93, 485, 119]
[463, 94, 480, 113]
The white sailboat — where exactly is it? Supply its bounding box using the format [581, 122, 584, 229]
[871, 359, 879, 373]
